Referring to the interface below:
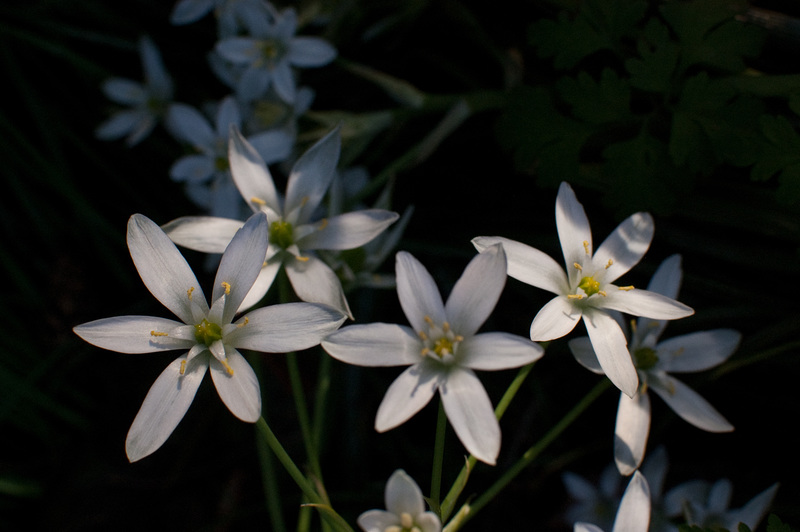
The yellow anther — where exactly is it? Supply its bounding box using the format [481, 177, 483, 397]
[598, 290, 607, 297]
[251, 196, 266, 206]
[300, 196, 309, 206]
[262, 261, 268, 267]
[400, 512, 414, 529]
[150, 331, 168, 337]
[187, 286, 195, 300]
[573, 262, 582, 271]
[454, 334, 464, 342]
[424, 316, 434, 325]
[618, 285, 635, 291]
[605, 259, 614, 269]
[237, 317, 249, 328]
[220, 358, 234, 376]
[442, 321, 450, 332]
[179, 360, 186, 375]
[419, 331, 428, 341]
[582, 240, 590, 254]
[295, 255, 310, 262]
[567, 294, 585, 300]
[421, 347, 430, 356]
[318, 218, 328, 230]
[221, 281, 231, 295]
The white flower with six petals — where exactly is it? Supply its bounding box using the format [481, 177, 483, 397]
[357, 469, 441, 532]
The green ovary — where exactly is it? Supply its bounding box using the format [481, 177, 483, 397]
[195, 319, 223, 346]
[634, 347, 659, 370]
[269, 220, 294, 249]
[578, 275, 601, 296]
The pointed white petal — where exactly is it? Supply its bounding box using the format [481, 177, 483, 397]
[228, 302, 346, 353]
[640, 445, 668, 500]
[248, 129, 293, 165]
[375, 363, 439, 432]
[123, 112, 158, 146]
[285, 255, 352, 319]
[238, 260, 281, 312]
[635, 254, 683, 345]
[384, 469, 425, 516]
[169, 155, 214, 183]
[229, 126, 282, 213]
[125, 355, 208, 462]
[614, 392, 651, 476]
[95, 110, 141, 140]
[101, 79, 145, 105]
[574, 524, 604, 532]
[723, 483, 779, 531]
[210, 349, 261, 422]
[74, 316, 191, 353]
[529, 295, 581, 341]
[237, 66, 271, 101]
[215, 95, 241, 134]
[215, 37, 258, 63]
[296, 210, 399, 250]
[457, 332, 543, 370]
[170, 0, 213, 25]
[213, 212, 269, 322]
[285, 127, 340, 221]
[322, 323, 422, 366]
[416, 512, 442, 532]
[601, 288, 693, 320]
[583, 309, 638, 397]
[287, 37, 337, 67]
[440, 367, 500, 465]
[140, 36, 172, 96]
[357, 510, 400, 530]
[649, 374, 733, 432]
[165, 103, 215, 148]
[612, 471, 651, 532]
[472, 236, 568, 295]
[555, 182, 593, 276]
[592, 212, 653, 283]
[568, 336, 604, 374]
[656, 329, 741, 373]
[445, 244, 506, 337]
[396, 251, 446, 333]
[128, 214, 208, 323]
[271, 61, 296, 103]
[162, 215, 244, 254]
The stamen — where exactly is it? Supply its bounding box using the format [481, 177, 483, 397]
[598, 290, 607, 296]
[605, 259, 613, 269]
[400, 512, 414, 529]
[567, 294, 585, 300]
[187, 286, 195, 300]
[318, 218, 328, 230]
[295, 255, 310, 262]
[251, 196, 266, 206]
[618, 285, 635, 291]
[424, 316, 434, 325]
[582, 240, 590, 254]
[442, 322, 450, 332]
[573, 262, 582, 271]
[418, 331, 428, 341]
[220, 358, 234, 376]
[421, 347, 430, 356]
[221, 281, 231, 295]
[237, 317, 249, 328]
[150, 331, 168, 337]
[454, 334, 464, 342]
[180, 360, 186, 375]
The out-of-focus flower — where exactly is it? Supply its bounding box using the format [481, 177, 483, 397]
[215, 7, 336, 102]
[73, 213, 345, 461]
[473, 182, 694, 397]
[170, 0, 270, 37]
[675, 479, 779, 532]
[575, 471, 651, 532]
[569, 255, 737, 475]
[357, 469, 441, 532]
[96, 36, 173, 146]
[563, 463, 625, 531]
[322, 246, 544, 464]
[163, 127, 398, 318]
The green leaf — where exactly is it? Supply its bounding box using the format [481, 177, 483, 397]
[625, 18, 680, 93]
[766, 514, 799, 532]
[751, 115, 800, 192]
[557, 68, 632, 124]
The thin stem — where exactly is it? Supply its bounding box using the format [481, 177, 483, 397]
[430, 399, 448, 515]
[286, 352, 324, 487]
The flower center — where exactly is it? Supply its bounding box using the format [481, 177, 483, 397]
[633, 346, 659, 370]
[384, 512, 421, 532]
[259, 39, 286, 68]
[269, 220, 294, 249]
[194, 318, 223, 346]
[419, 316, 463, 359]
[578, 275, 601, 297]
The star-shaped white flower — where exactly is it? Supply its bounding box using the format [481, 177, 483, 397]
[73, 212, 346, 462]
[357, 469, 441, 532]
[163, 126, 399, 319]
[575, 471, 651, 532]
[473, 182, 694, 397]
[569, 255, 737, 475]
[215, 6, 336, 102]
[321, 245, 544, 464]
[170, 0, 269, 37]
[96, 36, 173, 147]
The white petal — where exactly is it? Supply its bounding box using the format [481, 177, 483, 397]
[396, 251, 446, 333]
[357, 510, 399, 531]
[288, 37, 337, 67]
[169, 155, 214, 183]
[74, 316, 191, 353]
[165, 103, 215, 148]
[592, 212, 653, 284]
[170, 0, 213, 24]
[416, 513, 442, 532]
[440, 367, 500, 465]
[656, 329, 741, 373]
[322, 323, 422, 367]
[296, 210, 399, 250]
[574, 524, 604, 532]
[213, 212, 269, 322]
[472, 236, 568, 295]
[384, 469, 425, 517]
[601, 288, 693, 320]
[215, 37, 258, 63]
[125, 355, 208, 462]
[614, 392, 651, 476]
[445, 244, 506, 337]
[162, 215, 244, 254]
[228, 302, 346, 353]
[95, 110, 141, 140]
[375, 363, 439, 432]
[229, 127, 282, 214]
[215, 95, 241, 134]
[238, 260, 281, 312]
[285, 255, 352, 319]
[101, 79, 145, 105]
[210, 349, 261, 422]
[248, 129, 293, 165]
[555, 182, 593, 277]
[649, 374, 733, 432]
[456, 332, 543, 370]
[127, 214, 208, 324]
[124, 112, 158, 147]
[271, 61, 296, 103]
[140, 36, 172, 96]
[647, 254, 682, 299]
[583, 309, 638, 397]
[285, 127, 340, 221]
[529, 295, 582, 341]
[612, 471, 651, 532]
[723, 483, 779, 531]
[237, 66, 271, 101]
[568, 336, 604, 374]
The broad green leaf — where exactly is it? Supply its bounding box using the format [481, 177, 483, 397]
[557, 68, 632, 124]
[625, 18, 679, 93]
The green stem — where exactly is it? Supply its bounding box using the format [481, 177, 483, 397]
[430, 399, 448, 515]
[446, 379, 611, 530]
[286, 352, 324, 489]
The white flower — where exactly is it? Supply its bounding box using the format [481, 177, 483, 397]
[166, 96, 292, 218]
[170, 0, 269, 37]
[73, 213, 346, 461]
[96, 36, 173, 146]
[358, 469, 441, 532]
[163, 127, 399, 319]
[473, 182, 694, 397]
[322, 246, 544, 464]
[215, 7, 337, 102]
[569, 255, 737, 475]
[674, 479, 779, 532]
[563, 463, 625, 531]
[575, 471, 651, 532]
